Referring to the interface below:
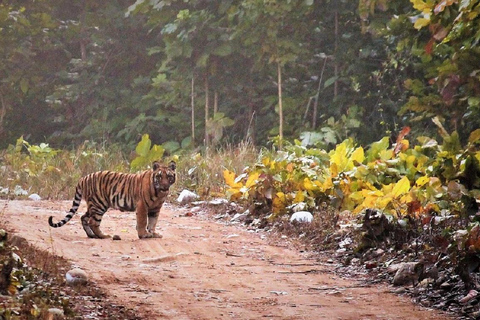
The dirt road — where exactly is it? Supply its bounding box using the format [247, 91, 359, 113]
[3, 200, 450, 320]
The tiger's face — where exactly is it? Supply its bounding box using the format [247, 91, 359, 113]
[152, 161, 176, 192]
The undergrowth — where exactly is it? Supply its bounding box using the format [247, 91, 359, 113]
[0, 136, 258, 202]
[177, 141, 258, 199]
[272, 203, 343, 251]
[0, 138, 129, 200]
[0, 216, 141, 319]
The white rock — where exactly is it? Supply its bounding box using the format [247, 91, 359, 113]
[397, 219, 408, 228]
[290, 211, 313, 223]
[47, 308, 64, 319]
[28, 193, 42, 201]
[208, 198, 228, 205]
[231, 210, 249, 222]
[392, 262, 423, 286]
[11, 252, 22, 262]
[291, 202, 307, 212]
[338, 237, 352, 248]
[66, 268, 88, 286]
[177, 190, 199, 205]
[190, 206, 202, 213]
[13, 185, 28, 196]
[47, 308, 64, 316]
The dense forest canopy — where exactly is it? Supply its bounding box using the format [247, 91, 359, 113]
[1, 0, 479, 151]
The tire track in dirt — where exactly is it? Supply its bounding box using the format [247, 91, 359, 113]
[3, 200, 451, 320]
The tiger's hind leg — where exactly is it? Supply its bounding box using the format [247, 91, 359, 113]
[83, 206, 111, 239]
[81, 213, 99, 238]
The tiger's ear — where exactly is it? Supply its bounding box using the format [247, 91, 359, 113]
[152, 161, 161, 171]
[168, 160, 176, 171]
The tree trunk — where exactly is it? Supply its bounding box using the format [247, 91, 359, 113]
[312, 57, 328, 129]
[0, 90, 7, 138]
[277, 62, 283, 150]
[80, 1, 87, 61]
[191, 76, 195, 147]
[334, 10, 339, 98]
[204, 74, 210, 148]
[214, 90, 218, 115]
[247, 104, 256, 145]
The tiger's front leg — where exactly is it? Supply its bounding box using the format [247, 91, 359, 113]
[147, 210, 163, 238]
[136, 203, 161, 239]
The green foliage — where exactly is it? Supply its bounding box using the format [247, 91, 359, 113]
[175, 141, 258, 198]
[206, 113, 235, 146]
[1, 0, 478, 158]
[0, 137, 128, 200]
[224, 129, 480, 224]
[130, 134, 165, 172]
[389, 0, 480, 138]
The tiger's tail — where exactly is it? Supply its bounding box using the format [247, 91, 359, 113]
[48, 185, 82, 228]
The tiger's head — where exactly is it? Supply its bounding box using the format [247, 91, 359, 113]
[152, 161, 176, 192]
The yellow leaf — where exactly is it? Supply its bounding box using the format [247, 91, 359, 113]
[399, 139, 409, 151]
[406, 155, 416, 166]
[410, 0, 433, 13]
[262, 157, 270, 166]
[349, 190, 365, 202]
[245, 172, 260, 188]
[377, 195, 393, 208]
[379, 149, 393, 161]
[294, 191, 305, 203]
[468, 11, 479, 20]
[362, 188, 384, 197]
[351, 147, 365, 163]
[321, 176, 333, 190]
[223, 169, 242, 188]
[226, 188, 242, 200]
[469, 129, 480, 144]
[414, 17, 431, 29]
[391, 176, 411, 198]
[400, 193, 413, 204]
[303, 177, 315, 191]
[272, 192, 287, 214]
[330, 163, 339, 177]
[364, 194, 380, 207]
[411, 0, 428, 11]
[381, 182, 394, 194]
[330, 141, 352, 172]
[415, 176, 430, 187]
[353, 194, 379, 214]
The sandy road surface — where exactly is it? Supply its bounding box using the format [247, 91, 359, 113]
[3, 200, 450, 320]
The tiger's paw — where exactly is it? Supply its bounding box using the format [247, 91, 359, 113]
[138, 232, 163, 239]
[87, 233, 111, 239]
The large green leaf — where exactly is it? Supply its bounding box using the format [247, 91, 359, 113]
[135, 134, 151, 158]
[366, 137, 390, 162]
[213, 43, 232, 57]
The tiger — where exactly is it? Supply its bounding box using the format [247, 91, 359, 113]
[48, 161, 176, 239]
